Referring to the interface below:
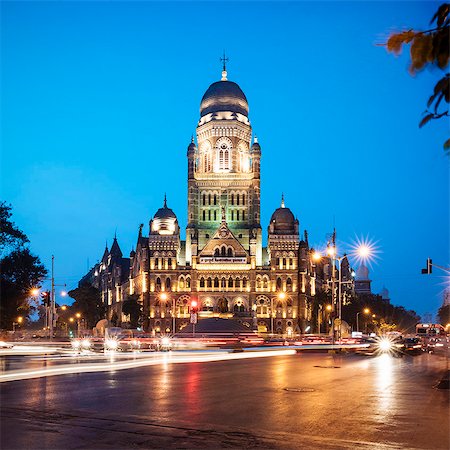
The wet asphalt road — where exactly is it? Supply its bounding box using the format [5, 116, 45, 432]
[1, 352, 448, 449]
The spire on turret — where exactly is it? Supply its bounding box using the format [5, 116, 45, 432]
[281, 193, 285, 208]
[220, 51, 229, 81]
[164, 193, 167, 208]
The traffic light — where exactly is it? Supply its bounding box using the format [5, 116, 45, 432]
[421, 258, 432, 274]
[190, 300, 198, 313]
[41, 291, 50, 306]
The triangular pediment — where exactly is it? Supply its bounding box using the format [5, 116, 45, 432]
[199, 220, 249, 262]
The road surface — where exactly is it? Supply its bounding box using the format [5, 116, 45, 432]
[1, 352, 448, 449]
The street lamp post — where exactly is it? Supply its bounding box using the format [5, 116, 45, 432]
[75, 313, 81, 337]
[356, 308, 370, 333]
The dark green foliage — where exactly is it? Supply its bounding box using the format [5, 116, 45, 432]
[122, 294, 143, 328]
[0, 248, 47, 328]
[68, 284, 105, 329]
[0, 202, 28, 253]
[386, 3, 449, 152]
[437, 304, 450, 325]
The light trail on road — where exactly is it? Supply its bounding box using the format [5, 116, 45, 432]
[0, 349, 297, 383]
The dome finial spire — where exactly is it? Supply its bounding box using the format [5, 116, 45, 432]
[220, 51, 229, 81]
[164, 193, 167, 208]
[281, 193, 285, 208]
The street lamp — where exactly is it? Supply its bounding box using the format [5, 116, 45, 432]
[75, 313, 81, 337]
[271, 292, 286, 336]
[160, 292, 176, 334]
[12, 316, 23, 333]
[356, 308, 370, 333]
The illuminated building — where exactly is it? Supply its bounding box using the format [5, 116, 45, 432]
[83, 64, 335, 335]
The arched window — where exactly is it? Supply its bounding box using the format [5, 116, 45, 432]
[224, 149, 229, 169]
[207, 277, 212, 288]
[286, 278, 293, 291]
[154, 257, 159, 268]
[231, 210, 234, 221]
[208, 210, 211, 221]
[179, 277, 185, 289]
[235, 278, 241, 288]
[227, 247, 233, 257]
[237, 211, 240, 221]
[237, 194, 240, 206]
[168, 257, 172, 268]
[165, 277, 171, 290]
[214, 248, 220, 257]
[242, 211, 245, 221]
[256, 277, 262, 289]
[218, 298, 228, 313]
[228, 277, 233, 288]
[208, 193, 211, 205]
[219, 149, 224, 168]
[202, 210, 206, 221]
[221, 277, 226, 288]
[156, 277, 161, 292]
[231, 194, 234, 205]
[199, 277, 205, 288]
[214, 277, 219, 288]
[214, 210, 217, 221]
[186, 277, 191, 288]
[221, 246, 226, 257]
[242, 278, 247, 288]
[203, 193, 206, 205]
[213, 194, 217, 205]
[276, 277, 282, 290]
[242, 193, 246, 205]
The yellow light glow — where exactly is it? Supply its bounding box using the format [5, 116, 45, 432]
[327, 246, 336, 257]
[326, 304, 332, 312]
[75, 313, 81, 318]
[278, 292, 286, 300]
[312, 252, 322, 262]
[30, 288, 39, 296]
[364, 308, 370, 314]
[69, 318, 74, 322]
[17, 316, 23, 323]
[61, 305, 67, 311]
[160, 293, 168, 301]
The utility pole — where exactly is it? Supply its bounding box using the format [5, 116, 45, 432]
[330, 229, 336, 346]
[50, 255, 55, 340]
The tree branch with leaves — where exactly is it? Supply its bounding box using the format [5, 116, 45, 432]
[385, 3, 449, 152]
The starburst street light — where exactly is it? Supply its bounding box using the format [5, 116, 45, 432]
[349, 235, 380, 266]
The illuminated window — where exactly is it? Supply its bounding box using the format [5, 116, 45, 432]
[242, 278, 247, 288]
[214, 277, 219, 288]
[165, 277, 171, 290]
[186, 277, 191, 288]
[213, 194, 217, 205]
[207, 277, 212, 288]
[276, 277, 282, 290]
[231, 194, 234, 205]
[200, 277, 205, 288]
[286, 278, 292, 291]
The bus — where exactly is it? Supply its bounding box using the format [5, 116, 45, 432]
[416, 323, 446, 337]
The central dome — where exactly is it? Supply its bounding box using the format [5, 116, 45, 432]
[200, 80, 249, 117]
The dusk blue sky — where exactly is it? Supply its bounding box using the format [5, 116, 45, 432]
[2, 2, 448, 318]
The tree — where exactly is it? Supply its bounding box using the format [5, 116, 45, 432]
[122, 294, 143, 328]
[0, 248, 47, 328]
[68, 283, 105, 329]
[0, 202, 28, 253]
[385, 3, 449, 152]
[437, 304, 450, 325]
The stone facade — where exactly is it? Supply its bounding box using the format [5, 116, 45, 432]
[81, 67, 349, 335]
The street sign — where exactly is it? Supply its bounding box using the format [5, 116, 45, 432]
[190, 313, 197, 324]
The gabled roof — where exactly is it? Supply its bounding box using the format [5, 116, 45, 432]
[110, 237, 123, 258]
[199, 217, 248, 258]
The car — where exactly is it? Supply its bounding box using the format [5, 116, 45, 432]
[403, 337, 423, 355]
[0, 341, 14, 349]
